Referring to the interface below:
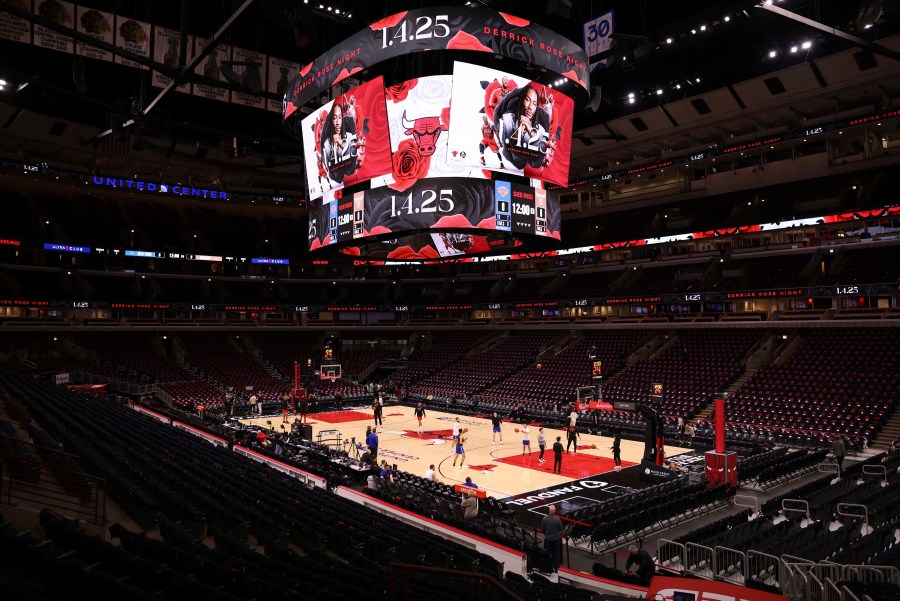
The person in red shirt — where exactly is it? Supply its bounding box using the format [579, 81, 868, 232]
[479, 115, 504, 168]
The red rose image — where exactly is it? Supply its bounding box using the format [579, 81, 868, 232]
[389, 138, 432, 192]
[445, 30, 492, 52]
[333, 67, 362, 86]
[477, 217, 497, 230]
[499, 13, 530, 27]
[562, 70, 585, 89]
[441, 106, 451, 130]
[433, 214, 474, 229]
[339, 246, 361, 256]
[523, 165, 544, 180]
[370, 11, 407, 31]
[299, 62, 313, 77]
[385, 79, 418, 103]
[481, 170, 493, 179]
[283, 101, 298, 120]
[366, 225, 393, 236]
[387, 245, 440, 260]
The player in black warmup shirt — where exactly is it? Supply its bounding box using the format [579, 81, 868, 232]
[566, 425, 579, 454]
[373, 395, 384, 427]
[414, 402, 426, 434]
[491, 411, 503, 444]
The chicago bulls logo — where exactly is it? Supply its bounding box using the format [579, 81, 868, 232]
[401, 110, 448, 156]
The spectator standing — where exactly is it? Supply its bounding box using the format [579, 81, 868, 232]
[250, 393, 261, 415]
[461, 489, 479, 524]
[540, 504, 564, 571]
[832, 436, 846, 477]
[365, 426, 379, 461]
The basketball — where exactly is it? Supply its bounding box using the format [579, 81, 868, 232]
[462, 428, 469, 433]
[515, 428, 520, 433]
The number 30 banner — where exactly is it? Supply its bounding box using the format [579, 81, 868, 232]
[583, 10, 614, 66]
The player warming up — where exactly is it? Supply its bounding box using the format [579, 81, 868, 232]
[517, 425, 531, 456]
[491, 411, 503, 444]
[414, 402, 426, 434]
[453, 430, 468, 468]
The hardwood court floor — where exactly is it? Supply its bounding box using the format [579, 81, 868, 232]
[241, 406, 691, 500]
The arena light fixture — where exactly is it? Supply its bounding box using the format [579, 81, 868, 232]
[769, 50, 777, 58]
[801, 41, 811, 49]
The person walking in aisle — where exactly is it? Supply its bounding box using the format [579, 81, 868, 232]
[832, 435, 846, 477]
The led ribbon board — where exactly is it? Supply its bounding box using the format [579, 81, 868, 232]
[307, 177, 560, 260]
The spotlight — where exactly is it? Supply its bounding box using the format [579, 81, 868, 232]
[0, 79, 6, 86]
[801, 41, 811, 49]
[628, 97, 635, 104]
[656, 88, 663, 95]
[700, 25, 706, 31]
[691, 29, 696, 34]
[769, 50, 777, 58]
[790, 46, 798, 53]
[724, 16, 730, 22]
[666, 37, 673, 44]
[627, 92, 635, 98]
[695, 77, 701, 83]
[675, 83, 681, 89]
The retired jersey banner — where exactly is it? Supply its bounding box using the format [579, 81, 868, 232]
[283, 7, 589, 119]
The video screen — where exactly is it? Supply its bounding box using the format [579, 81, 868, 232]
[447, 62, 573, 187]
[372, 75, 488, 191]
[301, 76, 391, 202]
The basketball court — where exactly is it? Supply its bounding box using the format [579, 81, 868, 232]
[239, 405, 693, 506]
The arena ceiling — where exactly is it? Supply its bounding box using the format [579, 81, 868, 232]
[0, 0, 898, 196]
